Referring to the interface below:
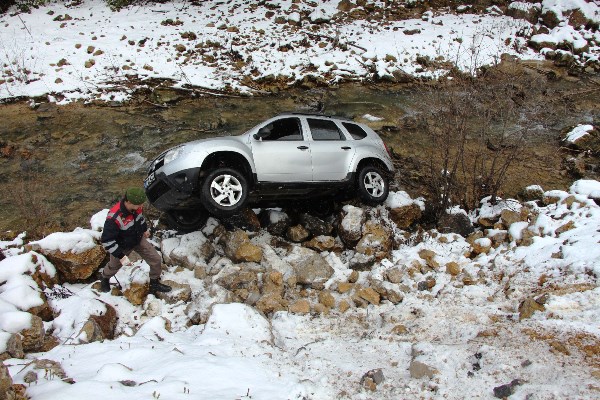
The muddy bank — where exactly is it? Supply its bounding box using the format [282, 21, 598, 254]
[0, 64, 599, 235]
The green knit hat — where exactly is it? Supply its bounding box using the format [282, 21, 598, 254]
[126, 187, 147, 205]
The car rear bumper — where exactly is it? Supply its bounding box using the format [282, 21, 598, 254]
[145, 167, 201, 211]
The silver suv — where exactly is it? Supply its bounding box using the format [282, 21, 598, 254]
[145, 113, 394, 230]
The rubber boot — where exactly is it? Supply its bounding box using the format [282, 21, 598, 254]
[100, 277, 110, 293]
[149, 279, 172, 294]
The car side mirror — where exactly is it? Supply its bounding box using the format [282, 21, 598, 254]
[253, 127, 270, 141]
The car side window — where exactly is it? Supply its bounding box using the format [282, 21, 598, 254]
[342, 122, 368, 140]
[307, 118, 345, 141]
[260, 117, 303, 141]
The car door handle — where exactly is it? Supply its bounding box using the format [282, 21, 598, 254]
[341, 146, 352, 150]
[297, 146, 309, 150]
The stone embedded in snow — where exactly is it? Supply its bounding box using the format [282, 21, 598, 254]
[202, 303, 273, 345]
[161, 231, 214, 270]
[360, 368, 385, 391]
[472, 238, 492, 255]
[507, 1, 542, 24]
[356, 287, 380, 305]
[304, 235, 336, 252]
[355, 221, 392, 261]
[337, 205, 365, 247]
[154, 280, 192, 304]
[520, 184, 545, 202]
[437, 210, 474, 237]
[255, 293, 288, 316]
[500, 208, 528, 228]
[0, 333, 23, 360]
[286, 224, 310, 243]
[519, 297, 546, 320]
[409, 359, 438, 379]
[289, 299, 310, 314]
[284, 246, 333, 288]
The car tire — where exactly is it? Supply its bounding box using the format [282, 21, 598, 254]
[164, 208, 209, 233]
[357, 165, 389, 206]
[200, 167, 249, 216]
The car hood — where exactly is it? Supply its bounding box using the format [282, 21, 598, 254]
[183, 134, 248, 151]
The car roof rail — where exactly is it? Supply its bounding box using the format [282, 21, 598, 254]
[276, 111, 354, 121]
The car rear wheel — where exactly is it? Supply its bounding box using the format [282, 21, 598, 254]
[357, 165, 389, 205]
[164, 208, 209, 233]
[200, 167, 249, 216]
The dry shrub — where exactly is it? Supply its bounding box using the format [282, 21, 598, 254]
[419, 63, 548, 220]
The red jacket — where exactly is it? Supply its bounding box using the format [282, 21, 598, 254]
[100, 200, 148, 259]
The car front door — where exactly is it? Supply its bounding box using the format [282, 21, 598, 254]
[307, 118, 356, 181]
[250, 117, 313, 182]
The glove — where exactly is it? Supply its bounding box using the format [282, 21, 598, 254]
[120, 256, 132, 266]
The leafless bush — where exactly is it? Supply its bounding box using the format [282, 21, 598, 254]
[12, 171, 56, 238]
[419, 64, 546, 221]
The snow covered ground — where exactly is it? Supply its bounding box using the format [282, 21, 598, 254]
[0, 0, 597, 103]
[1, 180, 600, 399]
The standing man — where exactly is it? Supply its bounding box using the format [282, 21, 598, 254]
[100, 187, 171, 294]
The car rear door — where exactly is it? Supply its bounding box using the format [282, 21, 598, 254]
[307, 118, 356, 181]
[250, 117, 313, 182]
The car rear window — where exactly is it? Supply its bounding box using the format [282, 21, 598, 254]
[342, 122, 368, 140]
[307, 118, 345, 141]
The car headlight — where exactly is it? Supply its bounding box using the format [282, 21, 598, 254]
[163, 146, 185, 165]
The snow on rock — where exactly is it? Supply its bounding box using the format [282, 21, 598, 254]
[201, 303, 272, 346]
[564, 124, 594, 143]
[570, 178, 600, 198]
[29, 228, 100, 254]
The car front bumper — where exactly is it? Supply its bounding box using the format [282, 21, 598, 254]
[144, 167, 201, 211]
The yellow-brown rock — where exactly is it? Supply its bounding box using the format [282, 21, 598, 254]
[388, 203, 422, 229]
[124, 282, 148, 306]
[256, 293, 288, 315]
[318, 291, 336, 308]
[445, 261, 461, 276]
[357, 287, 380, 305]
[338, 299, 351, 313]
[34, 245, 106, 282]
[289, 299, 311, 314]
[337, 282, 354, 294]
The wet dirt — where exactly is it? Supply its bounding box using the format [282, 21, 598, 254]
[0, 62, 598, 235]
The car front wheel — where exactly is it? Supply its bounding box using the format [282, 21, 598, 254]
[357, 165, 389, 205]
[200, 167, 249, 216]
[164, 208, 209, 233]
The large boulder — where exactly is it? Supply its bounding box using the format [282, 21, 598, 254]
[355, 221, 392, 261]
[1, 362, 27, 400]
[223, 229, 263, 263]
[388, 203, 422, 229]
[506, 2, 541, 24]
[437, 211, 474, 237]
[89, 301, 118, 340]
[284, 246, 334, 288]
[299, 213, 333, 236]
[261, 210, 291, 236]
[28, 231, 106, 282]
[563, 124, 600, 155]
[161, 231, 215, 270]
